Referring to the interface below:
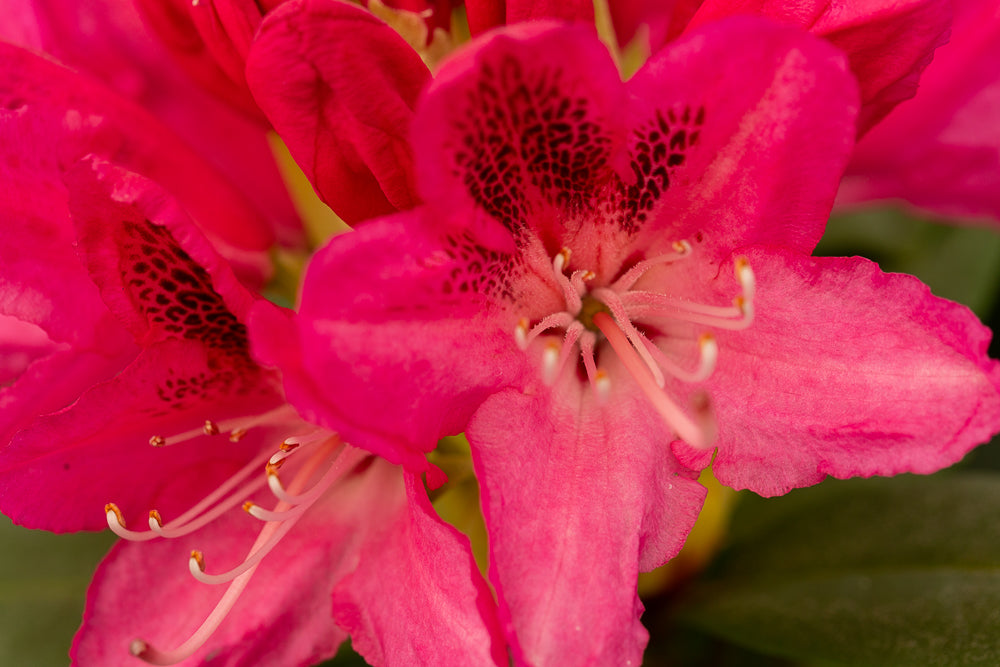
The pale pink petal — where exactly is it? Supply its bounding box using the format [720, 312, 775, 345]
[250, 211, 525, 473]
[673, 248, 1000, 495]
[468, 384, 705, 666]
[331, 466, 505, 666]
[839, 0, 1000, 223]
[247, 0, 429, 224]
[626, 17, 858, 258]
[682, 0, 950, 134]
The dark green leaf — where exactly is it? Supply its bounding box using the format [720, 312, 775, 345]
[678, 473, 1000, 666]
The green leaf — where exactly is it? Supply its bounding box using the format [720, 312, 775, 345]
[677, 473, 1000, 666]
[0, 516, 113, 665]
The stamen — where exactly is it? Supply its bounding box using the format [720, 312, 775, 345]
[130, 441, 358, 665]
[557, 321, 586, 378]
[105, 503, 158, 542]
[515, 318, 530, 350]
[242, 501, 310, 523]
[190, 443, 361, 585]
[591, 288, 665, 388]
[552, 248, 582, 314]
[592, 312, 715, 449]
[202, 420, 220, 436]
[610, 240, 692, 292]
[595, 370, 611, 404]
[735, 256, 755, 302]
[542, 341, 561, 385]
[228, 428, 247, 443]
[120, 447, 276, 541]
[524, 312, 575, 348]
[570, 270, 595, 296]
[639, 332, 718, 383]
[154, 405, 295, 447]
[620, 292, 753, 330]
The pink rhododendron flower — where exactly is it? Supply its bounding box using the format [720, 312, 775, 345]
[469, 0, 952, 135]
[2, 0, 302, 245]
[839, 0, 1000, 223]
[0, 47, 502, 665]
[254, 20, 1000, 665]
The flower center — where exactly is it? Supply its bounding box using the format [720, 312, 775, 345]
[104, 411, 366, 665]
[513, 242, 754, 450]
[577, 294, 612, 333]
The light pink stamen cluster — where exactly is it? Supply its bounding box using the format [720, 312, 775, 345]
[514, 243, 755, 450]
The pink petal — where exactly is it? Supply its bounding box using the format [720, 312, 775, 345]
[66, 159, 257, 344]
[839, 0, 1000, 223]
[247, 0, 429, 224]
[682, 0, 951, 135]
[0, 42, 276, 280]
[0, 339, 282, 532]
[505, 0, 594, 24]
[134, 0, 264, 116]
[0, 162, 282, 532]
[186, 0, 264, 88]
[468, 384, 705, 666]
[415, 22, 628, 242]
[464, 0, 505, 35]
[331, 466, 506, 666]
[250, 211, 524, 472]
[627, 17, 858, 258]
[71, 470, 346, 667]
[674, 248, 1000, 496]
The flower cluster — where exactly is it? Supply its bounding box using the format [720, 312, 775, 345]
[1, 0, 999, 666]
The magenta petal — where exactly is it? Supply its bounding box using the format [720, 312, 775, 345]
[0, 42, 275, 276]
[415, 22, 628, 240]
[628, 17, 858, 257]
[247, 0, 429, 224]
[505, 0, 594, 24]
[0, 339, 281, 532]
[464, 0, 505, 35]
[683, 0, 950, 135]
[65, 159, 257, 343]
[331, 467, 505, 666]
[678, 248, 1000, 496]
[5, 0, 300, 248]
[251, 212, 523, 471]
[468, 386, 705, 666]
[839, 0, 1000, 223]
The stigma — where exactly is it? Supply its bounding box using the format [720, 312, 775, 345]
[514, 242, 754, 450]
[105, 418, 365, 665]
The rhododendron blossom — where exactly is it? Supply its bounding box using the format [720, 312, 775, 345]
[255, 20, 1000, 665]
[0, 46, 502, 663]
